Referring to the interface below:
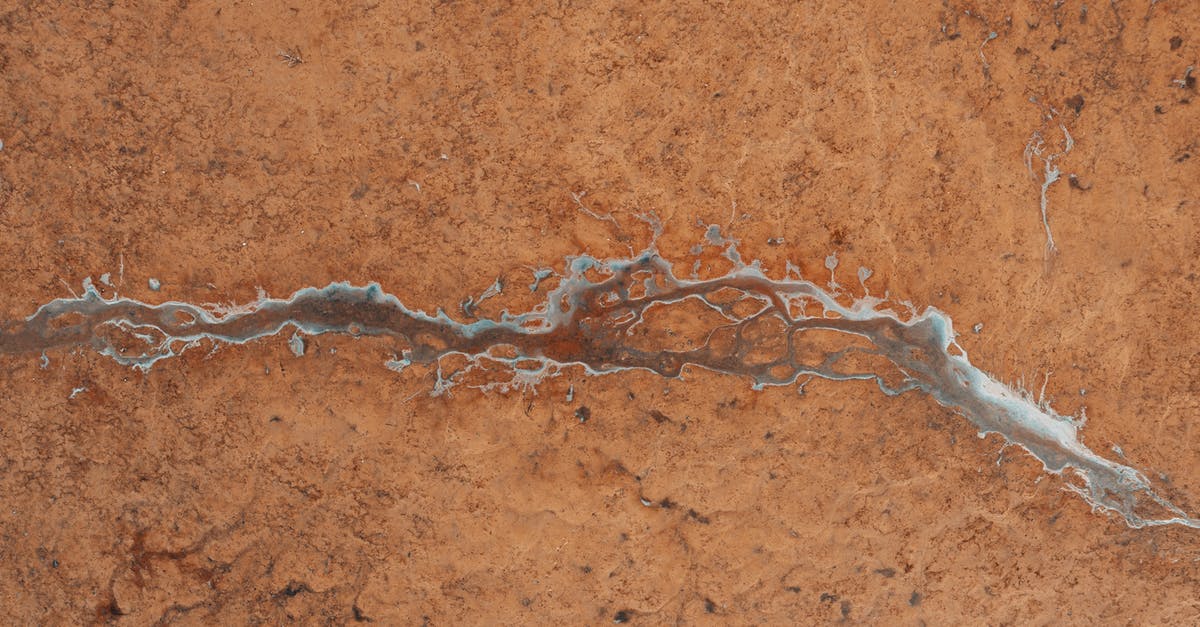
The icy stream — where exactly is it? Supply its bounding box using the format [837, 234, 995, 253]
[3, 237, 1196, 530]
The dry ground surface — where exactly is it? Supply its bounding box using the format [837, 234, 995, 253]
[1, 0, 1198, 624]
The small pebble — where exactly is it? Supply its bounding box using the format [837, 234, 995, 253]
[288, 333, 305, 357]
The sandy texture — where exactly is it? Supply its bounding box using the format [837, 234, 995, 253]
[1, 0, 1198, 624]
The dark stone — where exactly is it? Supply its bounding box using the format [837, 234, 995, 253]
[1065, 94, 1084, 114]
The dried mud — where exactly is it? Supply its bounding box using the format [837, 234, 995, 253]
[1, 1, 1199, 624]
